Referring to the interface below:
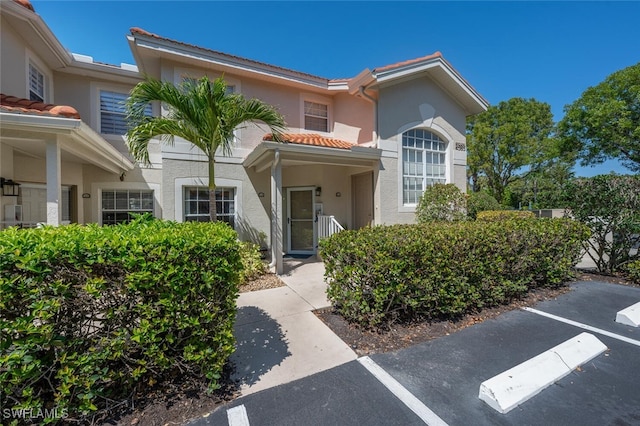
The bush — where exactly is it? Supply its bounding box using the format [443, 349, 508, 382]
[476, 210, 535, 221]
[562, 174, 640, 274]
[239, 241, 267, 283]
[626, 260, 640, 284]
[0, 217, 241, 422]
[467, 191, 503, 220]
[416, 183, 467, 223]
[320, 218, 589, 328]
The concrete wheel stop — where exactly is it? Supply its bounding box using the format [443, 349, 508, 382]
[478, 332, 607, 414]
[616, 301, 640, 327]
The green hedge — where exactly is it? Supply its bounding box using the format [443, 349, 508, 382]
[320, 218, 589, 328]
[476, 210, 535, 221]
[0, 217, 241, 422]
[627, 260, 640, 284]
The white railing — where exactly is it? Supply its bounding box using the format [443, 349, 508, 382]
[318, 215, 344, 240]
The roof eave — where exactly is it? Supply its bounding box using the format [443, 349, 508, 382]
[2, 0, 73, 69]
[130, 32, 331, 91]
[374, 57, 488, 115]
[0, 111, 134, 173]
[244, 141, 381, 170]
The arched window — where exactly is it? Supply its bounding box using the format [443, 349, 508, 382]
[402, 129, 447, 205]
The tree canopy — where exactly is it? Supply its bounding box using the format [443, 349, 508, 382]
[466, 97, 557, 203]
[126, 76, 286, 221]
[558, 62, 640, 172]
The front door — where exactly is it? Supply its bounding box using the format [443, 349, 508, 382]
[287, 187, 315, 254]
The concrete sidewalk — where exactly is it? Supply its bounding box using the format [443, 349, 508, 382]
[230, 256, 357, 396]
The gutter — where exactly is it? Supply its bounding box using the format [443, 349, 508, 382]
[359, 85, 378, 146]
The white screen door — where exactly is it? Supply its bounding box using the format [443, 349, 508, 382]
[287, 187, 315, 254]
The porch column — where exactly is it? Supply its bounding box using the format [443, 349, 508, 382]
[46, 140, 62, 226]
[271, 149, 283, 275]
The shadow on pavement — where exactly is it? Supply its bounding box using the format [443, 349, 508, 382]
[230, 306, 291, 387]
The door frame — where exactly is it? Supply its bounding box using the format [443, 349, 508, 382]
[286, 186, 316, 255]
[352, 171, 374, 229]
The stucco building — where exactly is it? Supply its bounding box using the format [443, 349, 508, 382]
[0, 0, 487, 272]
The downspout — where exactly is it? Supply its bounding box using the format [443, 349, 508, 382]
[268, 149, 281, 270]
[359, 85, 378, 146]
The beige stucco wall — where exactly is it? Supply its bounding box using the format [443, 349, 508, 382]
[374, 75, 469, 225]
[157, 61, 374, 163]
[0, 16, 53, 102]
[162, 158, 270, 246]
[11, 153, 84, 221]
[82, 164, 163, 224]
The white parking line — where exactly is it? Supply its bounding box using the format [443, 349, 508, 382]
[227, 404, 250, 426]
[358, 356, 449, 426]
[523, 307, 640, 347]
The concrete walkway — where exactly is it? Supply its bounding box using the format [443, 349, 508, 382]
[230, 256, 357, 396]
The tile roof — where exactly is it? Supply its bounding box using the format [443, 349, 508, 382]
[130, 27, 330, 82]
[13, 0, 34, 12]
[0, 94, 81, 119]
[263, 133, 354, 150]
[374, 51, 442, 73]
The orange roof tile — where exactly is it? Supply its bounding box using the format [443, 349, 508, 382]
[0, 94, 81, 119]
[13, 0, 35, 12]
[130, 27, 330, 82]
[263, 133, 354, 150]
[374, 51, 442, 73]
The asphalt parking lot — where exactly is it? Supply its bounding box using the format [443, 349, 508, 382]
[191, 280, 640, 426]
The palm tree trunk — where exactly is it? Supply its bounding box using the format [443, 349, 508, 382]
[208, 157, 217, 222]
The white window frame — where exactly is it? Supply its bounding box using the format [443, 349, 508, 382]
[91, 83, 151, 138]
[91, 182, 161, 224]
[28, 63, 45, 102]
[25, 51, 50, 103]
[183, 186, 237, 226]
[401, 128, 448, 206]
[174, 177, 242, 228]
[300, 94, 332, 134]
[396, 123, 453, 212]
[99, 188, 155, 225]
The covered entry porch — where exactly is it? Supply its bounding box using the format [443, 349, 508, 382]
[0, 97, 134, 228]
[244, 136, 381, 274]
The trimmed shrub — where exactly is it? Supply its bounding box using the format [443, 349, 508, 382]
[0, 217, 241, 422]
[476, 210, 535, 221]
[239, 241, 267, 283]
[320, 218, 589, 328]
[467, 191, 503, 220]
[416, 183, 467, 223]
[626, 260, 640, 284]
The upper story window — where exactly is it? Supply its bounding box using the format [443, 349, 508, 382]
[304, 101, 328, 132]
[402, 129, 447, 205]
[100, 90, 151, 135]
[29, 63, 45, 102]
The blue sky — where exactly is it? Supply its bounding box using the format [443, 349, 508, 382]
[31, 1, 640, 176]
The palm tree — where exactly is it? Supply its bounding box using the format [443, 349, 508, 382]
[126, 76, 286, 221]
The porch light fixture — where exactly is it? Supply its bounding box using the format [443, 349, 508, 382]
[258, 192, 265, 198]
[315, 187, 322, 196]
[0, 178, 20, 197]
[335, 192, 342, 197]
